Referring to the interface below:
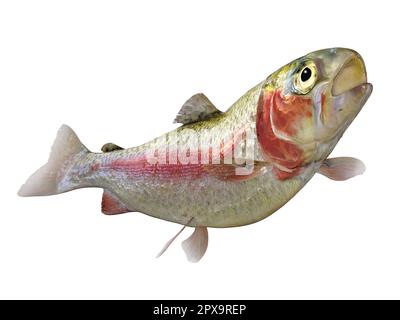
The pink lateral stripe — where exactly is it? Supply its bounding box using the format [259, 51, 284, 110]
[103, 154, 259, 182]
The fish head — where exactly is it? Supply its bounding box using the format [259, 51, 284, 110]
[257, 48, 372, 170]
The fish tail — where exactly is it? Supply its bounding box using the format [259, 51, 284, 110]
[18, 124, 90, 197]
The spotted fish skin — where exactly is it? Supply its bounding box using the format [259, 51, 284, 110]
[18, 48, 372, 229]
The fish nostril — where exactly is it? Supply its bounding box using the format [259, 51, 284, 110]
[329, 48, 337, 55]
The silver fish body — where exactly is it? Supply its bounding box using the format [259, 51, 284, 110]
[59, 82, 315, 227]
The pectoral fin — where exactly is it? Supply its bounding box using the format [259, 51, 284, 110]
[319, 157, 365, 181]
[181, 227, 208, 263]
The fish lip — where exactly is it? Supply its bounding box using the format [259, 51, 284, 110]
[326, 82, 373, 141]
[349, 82, 373, 100]
[331, 54, 369, 97]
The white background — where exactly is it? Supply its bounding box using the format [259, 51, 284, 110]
[0, 0, 399, 299]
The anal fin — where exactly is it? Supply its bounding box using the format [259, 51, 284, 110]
[101, 190, 131, 215]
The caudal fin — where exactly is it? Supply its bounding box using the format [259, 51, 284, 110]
[18, 125, 89, 197]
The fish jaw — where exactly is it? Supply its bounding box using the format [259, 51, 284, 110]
[315, 50, 373, 137]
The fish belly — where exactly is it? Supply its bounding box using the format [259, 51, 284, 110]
[93, 159, 316, 227]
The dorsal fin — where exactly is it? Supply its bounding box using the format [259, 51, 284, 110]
[174, 93, 222, 125]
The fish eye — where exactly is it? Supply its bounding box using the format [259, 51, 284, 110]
[293, 61, 318, 94]
[301, 67, 312, 82]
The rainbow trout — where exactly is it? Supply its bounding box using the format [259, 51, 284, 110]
[19, 48, 373, 262]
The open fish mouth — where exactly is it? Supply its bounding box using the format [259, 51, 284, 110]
[313, 49, 373, 145]
[331, 53, 373, 99]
